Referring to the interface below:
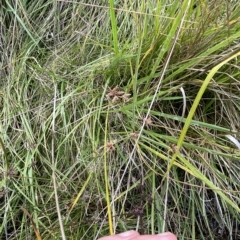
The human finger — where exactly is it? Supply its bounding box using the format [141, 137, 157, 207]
[131, 232, 177, 240]
[97, 230, 140, 240]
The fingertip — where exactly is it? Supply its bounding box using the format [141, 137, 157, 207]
[157, 232, 177, 240]
[118, 230, 140, 237]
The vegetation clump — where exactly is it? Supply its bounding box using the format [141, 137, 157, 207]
[0, 1, 240, 239]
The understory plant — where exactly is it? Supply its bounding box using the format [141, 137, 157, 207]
[0, 0, 240, 239]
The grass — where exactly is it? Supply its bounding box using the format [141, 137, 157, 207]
[0, 0, 240, 239]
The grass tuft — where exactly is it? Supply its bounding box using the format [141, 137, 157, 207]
[1, 1, 240, 239]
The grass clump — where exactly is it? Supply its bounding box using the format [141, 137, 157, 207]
[0, 0, 240, 239]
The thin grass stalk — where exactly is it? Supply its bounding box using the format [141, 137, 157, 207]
[150, 171, 156, 234]
[104, 107, 113, 235]
[131, 5, 148, 124]
[162, 167, 169, 233]
[52, 84, 66, 240]
[109, 0, 119, 55]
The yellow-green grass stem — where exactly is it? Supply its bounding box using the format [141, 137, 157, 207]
[104, 107, 113, 235]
